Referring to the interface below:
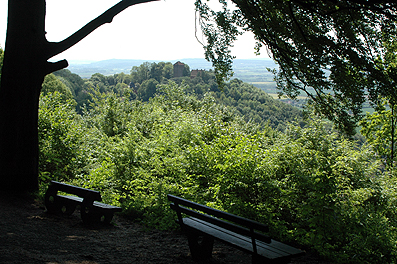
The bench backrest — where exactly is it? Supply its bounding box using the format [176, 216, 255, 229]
[49, 181, 102, 201]
[167, 194, 271, 244]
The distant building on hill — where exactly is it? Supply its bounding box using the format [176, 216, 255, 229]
[190, 69, 204, 78]
[173, 61, 185, 78]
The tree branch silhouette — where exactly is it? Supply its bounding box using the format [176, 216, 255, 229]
[46, 0, 159, 65]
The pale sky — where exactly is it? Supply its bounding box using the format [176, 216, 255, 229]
[0, 0, 269, 62]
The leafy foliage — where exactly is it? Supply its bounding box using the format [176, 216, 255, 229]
[359, 38, 397, 167]
[194, 0, 242, 87]
[41, 74, 74, 102]
[53, 69, 93, 113]
[38, 92, 86, 187]
[214, 78, 303, 131]
[187, 117, 395, 263]
[195, 0, 397, 136]
[360, 100, 397, 166]
[38, 68, 397, 263]
[130, 61, 174, 85]
[56, 62, 303, 131]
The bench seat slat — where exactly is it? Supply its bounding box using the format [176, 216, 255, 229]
[183, 217, 303, 260]
[172, 203, 271, 243]
[93, 201, 122, 211]
[256, 239, 305, 259]
[57, 195, 122, 212]
[57, 194, 83, 204]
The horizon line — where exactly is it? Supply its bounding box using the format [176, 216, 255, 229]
[67, 57, 273, 64]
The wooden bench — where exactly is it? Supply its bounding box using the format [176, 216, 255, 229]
[168, 194, 305, 264]
[45, 181, 122, 225]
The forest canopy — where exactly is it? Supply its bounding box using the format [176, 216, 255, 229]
[2, 49, 397, 262]
[36, 65, 397, 263]
[53, 61, 303, 131]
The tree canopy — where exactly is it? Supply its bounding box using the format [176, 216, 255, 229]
[36, 78, 397, 263]
[195, 0, 397, 135]
[53, 61, 303, 131]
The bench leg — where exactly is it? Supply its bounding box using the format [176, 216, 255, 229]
[61, 204, 77, 216]
[102, 213, 114, 224]
[45, 188, 62, 214]
[81, 204, 101, 225]
[45, 200, 62, 214]
[45, 194, 78, 216]
[186, 230, 214, 260]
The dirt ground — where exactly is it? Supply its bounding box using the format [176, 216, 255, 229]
[0, 195, 333, 264]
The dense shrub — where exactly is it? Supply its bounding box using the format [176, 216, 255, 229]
[186, 118, 396, 263]
[38, 81, 397, 263]
[38, 92, 86, 187]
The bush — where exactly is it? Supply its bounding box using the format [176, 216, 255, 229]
[38, 81, 397, 263]
[38, 92, 85, 187]
[186, 118, 396, 263]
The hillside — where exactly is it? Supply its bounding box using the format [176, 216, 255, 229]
[67, 58, 279, 92]
[41, 61, 397, 264]
[54, 60, 302, 131]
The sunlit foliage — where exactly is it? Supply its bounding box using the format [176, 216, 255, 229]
[38, 78, 397, 263]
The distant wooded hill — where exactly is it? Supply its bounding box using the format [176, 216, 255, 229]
[68, 58, 278, 89]
[55, 60, 303, 131]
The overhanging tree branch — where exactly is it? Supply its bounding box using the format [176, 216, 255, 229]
[46, 0, 159, 60]
[44, 60, 69, 76]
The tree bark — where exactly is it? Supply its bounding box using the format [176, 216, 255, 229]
[0, 0, 158, 194]
[0, 0, 47, 193]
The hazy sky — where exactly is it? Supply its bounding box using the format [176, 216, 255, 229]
[0, 0, 269, 62]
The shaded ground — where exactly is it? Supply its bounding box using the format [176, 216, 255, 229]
[0, 195, 333, 264]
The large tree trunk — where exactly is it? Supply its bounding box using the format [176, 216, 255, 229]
[0, 0, 158, 194]
[0, 0, 47, 193]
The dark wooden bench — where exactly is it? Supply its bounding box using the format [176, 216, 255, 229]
[45, 181, 122, 225]
[168, 194, 305, 264]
